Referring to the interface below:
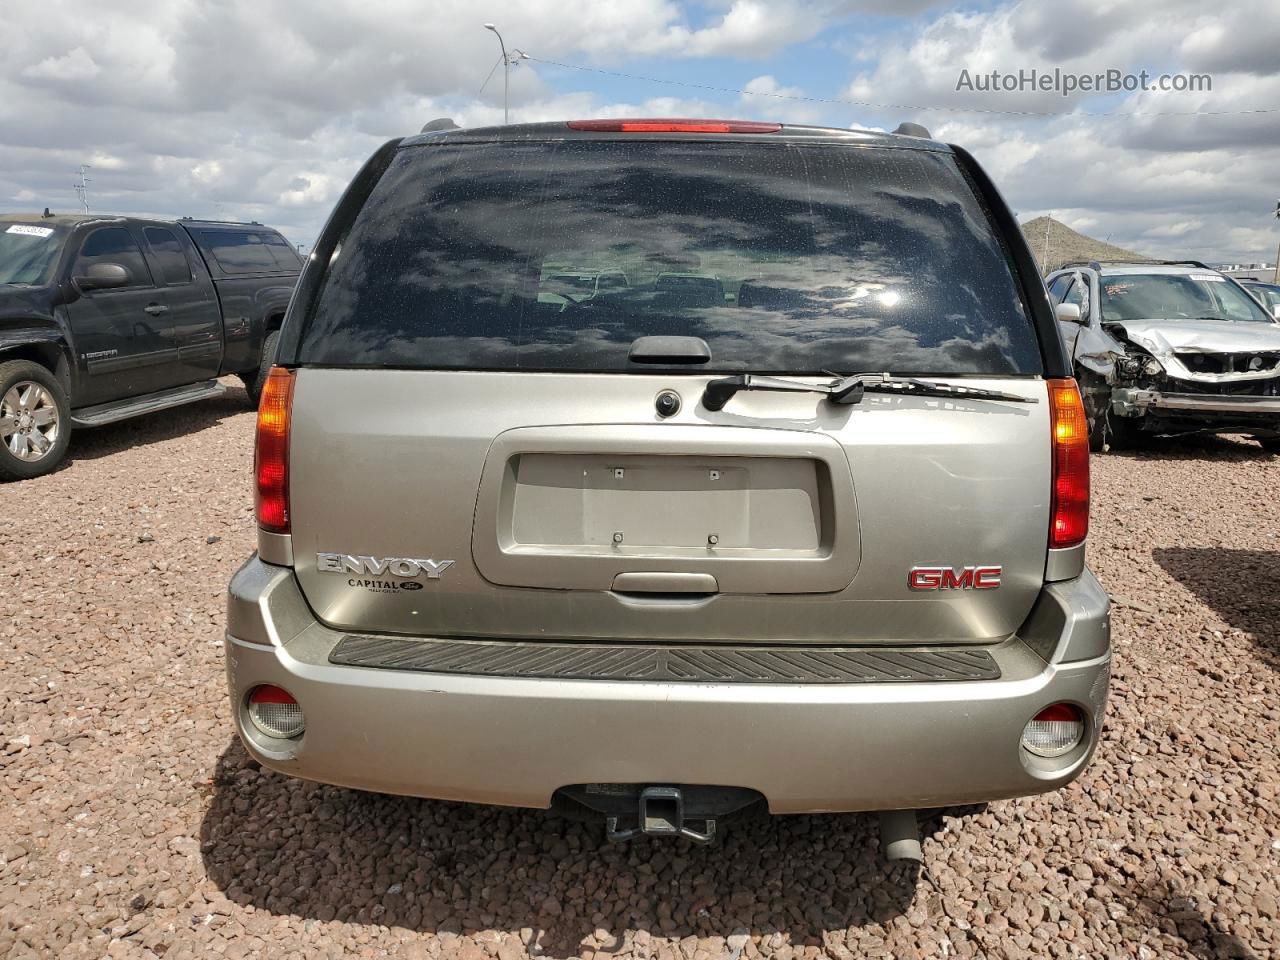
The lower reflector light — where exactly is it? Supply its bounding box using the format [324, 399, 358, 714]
[1021, 703, 1084, 758]
[247, 685, 305, 739]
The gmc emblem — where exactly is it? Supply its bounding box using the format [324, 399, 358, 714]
[909, 565, 1002, 590]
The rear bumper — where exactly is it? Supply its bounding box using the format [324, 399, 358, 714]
[224, 557, 1111, 814]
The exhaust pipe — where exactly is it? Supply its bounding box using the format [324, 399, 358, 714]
[879, 810, 923, 862]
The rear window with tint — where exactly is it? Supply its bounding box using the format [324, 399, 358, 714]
[263, 233, 302, 269]
[198, 230, 298, 274]
[298, 141, 1041, 375]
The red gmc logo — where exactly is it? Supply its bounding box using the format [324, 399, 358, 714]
[909, 565, 1002, 590]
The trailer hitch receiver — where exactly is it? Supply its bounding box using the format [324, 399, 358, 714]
[606, 786, 717, 844]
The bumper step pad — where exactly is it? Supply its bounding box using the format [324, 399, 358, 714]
[328, 635, 1000, 684]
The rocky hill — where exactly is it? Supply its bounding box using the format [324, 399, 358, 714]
[1021, 216, 1150, 274]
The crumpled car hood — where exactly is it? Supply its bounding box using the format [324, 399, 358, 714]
[1107, 318, 1280, 384]
[1112, 319, 1280, 354]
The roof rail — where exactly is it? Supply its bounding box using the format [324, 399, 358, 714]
[1152, 259, 1211, 269]
[1058, 258, 1212, 271]
[180, 217, 264, 226]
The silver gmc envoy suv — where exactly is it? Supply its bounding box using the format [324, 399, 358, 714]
[225, 118, 1110, 857]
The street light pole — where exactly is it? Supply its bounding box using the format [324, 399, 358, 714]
[484, 23, 509, 125]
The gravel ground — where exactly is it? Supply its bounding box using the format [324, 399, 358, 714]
[2, 381, 1279, 960]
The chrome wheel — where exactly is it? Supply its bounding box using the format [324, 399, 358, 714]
[0, 381, 60, 462]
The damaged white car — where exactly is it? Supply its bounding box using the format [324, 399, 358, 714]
[1046, 261, 1280, 452]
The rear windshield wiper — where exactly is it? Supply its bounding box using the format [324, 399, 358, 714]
[701, 372, 1038, 411]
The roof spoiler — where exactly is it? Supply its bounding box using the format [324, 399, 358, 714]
[421, 118, 460, 133]
[892, 122, 932, 139]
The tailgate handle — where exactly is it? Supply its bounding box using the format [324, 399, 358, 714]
[628, 336, 711, 365]
[611, 572, 719, 595]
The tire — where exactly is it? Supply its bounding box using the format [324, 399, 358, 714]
[1259, 437, 1280, 454]
[1075, 368, 1111, 452]
[1087, 404, 1108, 453]
[1076, 367, 1148, 452]
[240, 330, 281, 408]
[0, 360, 72, 481]
[1107, 412, 1145, 451]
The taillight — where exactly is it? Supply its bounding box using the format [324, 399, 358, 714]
[566, 118, 782, 134]
[255, 367, 295, 534]
[1047, 378, 1089, 549]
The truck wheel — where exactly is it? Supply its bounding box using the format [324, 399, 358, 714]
[0, 360, 72, 481]
[1259, 437, 1280, 454]
[240, 330, 281, 407]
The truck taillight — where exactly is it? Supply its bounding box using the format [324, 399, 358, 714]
[1047, 378, 1089, 549]
[255, 367, 294, 534]
[566, 118, 781, 134]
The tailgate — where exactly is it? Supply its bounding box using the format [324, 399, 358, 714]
[287, 369, 1051, 644]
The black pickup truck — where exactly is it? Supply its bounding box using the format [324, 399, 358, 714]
[0, 212, 300, 480]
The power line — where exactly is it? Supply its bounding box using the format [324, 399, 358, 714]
[479, 53, 504, 95]
[523, 55, 1280, 121]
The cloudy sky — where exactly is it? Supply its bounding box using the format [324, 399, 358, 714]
[2, 0, 1278, 263]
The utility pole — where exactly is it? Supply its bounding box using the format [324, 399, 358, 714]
[482, 24, 527, 125]
[1273, 200, 1279, 284]
[1042, 213, 1053, 274]
[73, 165, 92, 213]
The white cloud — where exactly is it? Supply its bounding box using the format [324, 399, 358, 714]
[1178, 8, 1280, 75]
[1, 0, 880, 242]
[660, 1, 822, 58]
[743, 74, 804, 98]
[1144, 220, 1204, 238]
[0, 0, 1277, 266]
[188, 161, 224, 187]
[87, 152, 127, 171]
[738, 75, 824, 124]
[278, 174, 339, 208]
[583, 0, 948, 59]
[21, 46, 100, 81]
[937, 113, 1280, 262]
[843, 0, 1280, 263]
